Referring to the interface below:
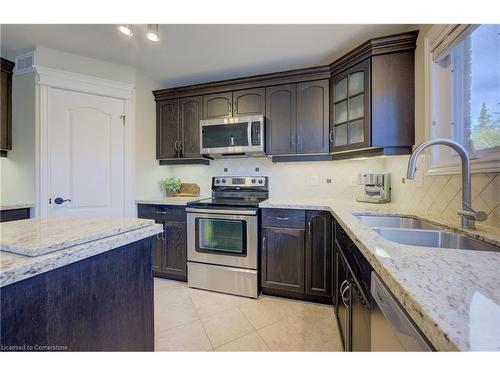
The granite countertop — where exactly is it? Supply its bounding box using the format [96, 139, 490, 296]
[136, 197, 205, 206]
[0, 216, 157, 256]
[0, 203, 34, 210]
[260, 199, 500, 351]
[0, 217, 163, 287]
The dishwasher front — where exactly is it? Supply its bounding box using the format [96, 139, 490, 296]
[370, 272, 433, 351]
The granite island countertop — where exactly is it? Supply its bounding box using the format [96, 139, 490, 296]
[260, 199, 500, 351]
[0, 216, 163, 287]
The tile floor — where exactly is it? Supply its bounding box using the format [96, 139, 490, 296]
[154, 277, 343, 352]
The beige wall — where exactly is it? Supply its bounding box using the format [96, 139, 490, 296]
[0, 73, 36, 205]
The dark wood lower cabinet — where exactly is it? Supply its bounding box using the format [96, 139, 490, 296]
[0, 208, 30, 222]
[137, 204, 187, 281]
[305, 211, 332, 298]
[334, 221, 373, 351]
[162, 220, 187, 280]
[261, 209, 332, 304]
[261, 226, 305, 293]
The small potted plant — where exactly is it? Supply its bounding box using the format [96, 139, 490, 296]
[159, 177, 182, 197]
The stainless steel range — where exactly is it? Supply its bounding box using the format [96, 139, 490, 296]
[186, 176, 268, 298]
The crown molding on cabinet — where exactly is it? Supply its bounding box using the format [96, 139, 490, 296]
[329, 30, 419, 76]
[153, 66, 331, 101]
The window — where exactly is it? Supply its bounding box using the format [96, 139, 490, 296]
[429, 24, 500, 173]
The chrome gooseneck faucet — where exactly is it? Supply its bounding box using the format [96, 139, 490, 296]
[406, 138, 487, 229]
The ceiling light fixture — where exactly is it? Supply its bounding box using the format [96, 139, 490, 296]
[146, 24, 160, 42]
[118, 24, 134, 36]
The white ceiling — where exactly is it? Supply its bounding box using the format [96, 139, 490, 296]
[0, 24, 411, 87]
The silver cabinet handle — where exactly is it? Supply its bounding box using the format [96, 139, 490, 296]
[291, 135, 295, 147]
[174, 140, 178, 151]
[276, 217, 289, 220]
[329, 129, 334, 144]
[234, 101, 238, 114]
[228, 101, 232, 115]
[156, 232, 165, 241]
[262, 236, 266, 251]
[179, 140, 183, 151]
[308, 220, 312, 236]
[156, 210, 167, 215]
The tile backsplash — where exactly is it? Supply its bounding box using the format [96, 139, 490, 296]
[155, 154, 499, 235]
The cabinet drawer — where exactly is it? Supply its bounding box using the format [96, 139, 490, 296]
[137, 204, 186, 222]
[262, 209, 305, 228]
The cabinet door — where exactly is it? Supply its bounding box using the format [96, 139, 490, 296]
[0, 71, 12, 150]
[350, 278, 371, 351]
[233, 88, 265, 116]
[336, 246, 351, 351]
[153, 223, 164, 273]
[297, 80, 329, 154]
[265, 84, 296, 155]
[331, 59, 371, 152]
[305, 211, 332, 297]
[202, 92, 233, 119]
[180, 96, 202, 157]
[261, 226, 305, 292]
[156, 99, 179, 159]
[162, 220, 187, 280]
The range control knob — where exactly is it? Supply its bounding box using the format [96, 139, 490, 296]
[215, 179, 221, 184]
[258, 179, 263, 184]
[221, 179, 226, 183]
[251, 178, 256, 183]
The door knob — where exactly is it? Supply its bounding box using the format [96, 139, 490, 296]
[54, 197, 71, 205]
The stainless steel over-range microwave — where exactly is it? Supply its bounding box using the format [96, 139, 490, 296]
[199, 115, 265, 158]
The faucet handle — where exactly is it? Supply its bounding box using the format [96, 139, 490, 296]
[458, 202, 488, 222]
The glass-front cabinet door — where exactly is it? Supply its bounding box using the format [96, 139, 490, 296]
[330, 59, 370, 152]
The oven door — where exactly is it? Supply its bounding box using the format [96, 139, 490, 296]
[187, 208, 258, 269]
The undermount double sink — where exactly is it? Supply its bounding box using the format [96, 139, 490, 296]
[354, 214, 499, 253]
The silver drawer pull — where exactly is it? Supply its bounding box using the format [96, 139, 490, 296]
[156, 210, 167, 215]
[276, 217, 289, 220]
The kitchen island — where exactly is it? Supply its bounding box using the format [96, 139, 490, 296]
[0, 216, 163, 351]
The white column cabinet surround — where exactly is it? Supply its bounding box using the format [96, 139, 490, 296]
[34, 65, 136, 218]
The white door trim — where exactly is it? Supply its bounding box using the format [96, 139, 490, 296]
[34, 65, 136, 218]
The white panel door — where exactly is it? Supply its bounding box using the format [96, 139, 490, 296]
[48, 88, 125, 217]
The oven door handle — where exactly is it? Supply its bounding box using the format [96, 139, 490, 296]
[186, 207, 257, 216]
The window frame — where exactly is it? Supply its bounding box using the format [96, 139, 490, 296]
[424, 24, 500, 176]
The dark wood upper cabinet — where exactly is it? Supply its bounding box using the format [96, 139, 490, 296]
[305, 211, 332, 298]
[261, 226, 305, 293]
[0, 58, 15, 155]
[151, 31, 418, 161]
[297, 80, 329, 154]
[156, 99, 179, 159]
[202, 88, 265, 119]
[330, 47, 416, 157]
[265, 84, 296, 155]
[330, 59, 371, 152]
[266, 80, 329, 157]
[180, 96, 202, 158]
[233, 88, 265, 116]
[202, 92, 232, 119]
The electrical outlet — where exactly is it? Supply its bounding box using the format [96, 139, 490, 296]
[326, 178, 332, 184]
[310, 176, 319, 186]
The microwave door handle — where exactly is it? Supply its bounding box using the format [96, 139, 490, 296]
[248, 121, 252, 147]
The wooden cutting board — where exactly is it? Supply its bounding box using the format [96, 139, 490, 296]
[175, 183, 200, 197]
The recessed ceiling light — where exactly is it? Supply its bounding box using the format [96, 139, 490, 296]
[118, 25, 134, 36]
[146, 24, 160, 42]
